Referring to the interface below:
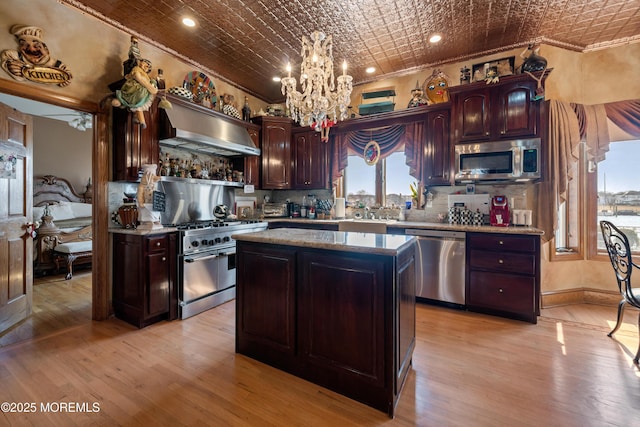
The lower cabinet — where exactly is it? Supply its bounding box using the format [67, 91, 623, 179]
[236, 240, 415, 417]
[466, 232, 540, 323]
[112, 232, 178, 328]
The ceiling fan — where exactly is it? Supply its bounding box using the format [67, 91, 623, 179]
[41, 112, 93, 131]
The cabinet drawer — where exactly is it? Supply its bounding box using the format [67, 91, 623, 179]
[468, 271, 535, 314]
[467, 233, 536, 253]
[146, 236, 167, 252]
[469, 249, 536, 275]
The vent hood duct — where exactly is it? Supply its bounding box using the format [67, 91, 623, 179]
[158, 95, 260, 157]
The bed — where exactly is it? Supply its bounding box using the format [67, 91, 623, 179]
[33, 175, 93, 279]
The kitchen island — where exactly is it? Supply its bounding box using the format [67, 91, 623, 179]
[233, 228, 417, 417]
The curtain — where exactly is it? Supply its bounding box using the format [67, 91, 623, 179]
[535, 100, 581, 242]
[330, 122, 424, 186]
[572, 103, 611, 162]
[604, 99, 640, 138]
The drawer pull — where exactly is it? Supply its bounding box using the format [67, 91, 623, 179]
[498, 240, 504, 245]
[499, 288, 503, 293]
[162, 257, 166, 261]
[156, 242, 161, 246]
[498, 259, 504, 264]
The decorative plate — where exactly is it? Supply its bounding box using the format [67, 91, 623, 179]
[364, 140, 380, 165]
[168, 86, 193, 100]
[183, 71, 217, 108]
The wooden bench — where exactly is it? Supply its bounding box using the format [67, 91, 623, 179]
[53, 241, 93, 280]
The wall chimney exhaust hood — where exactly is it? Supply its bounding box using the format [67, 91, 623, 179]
[158, 94, 260, 157]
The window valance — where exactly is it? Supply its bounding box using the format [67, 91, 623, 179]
[330, 121, 424, 186]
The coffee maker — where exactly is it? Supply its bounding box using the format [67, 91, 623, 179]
[490, 195, 510, 227]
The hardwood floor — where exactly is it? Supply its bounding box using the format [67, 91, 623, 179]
[0, 284, 638, 426]
[0, 271, 91, 348]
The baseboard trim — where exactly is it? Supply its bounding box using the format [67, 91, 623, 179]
[541, 288, 621, 308]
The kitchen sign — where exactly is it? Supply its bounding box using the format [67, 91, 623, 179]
[0, 24, 73, 87]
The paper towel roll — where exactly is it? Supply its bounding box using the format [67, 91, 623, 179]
[335, 197, 345, 219]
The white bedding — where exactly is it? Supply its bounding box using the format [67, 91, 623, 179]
[34, 201, 92, 222]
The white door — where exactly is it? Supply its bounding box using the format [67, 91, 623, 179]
[0, 101, 33, 333]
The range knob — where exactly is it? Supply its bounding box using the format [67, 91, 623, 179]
[201, 239, 210, 246]
[192, 240, 199, 247]
[222, 236, 231, 243]
[214, 237, 222, 244]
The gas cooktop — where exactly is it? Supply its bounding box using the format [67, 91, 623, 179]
[169, 219, 264, 230]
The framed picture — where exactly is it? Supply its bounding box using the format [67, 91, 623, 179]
[471, 56, 515, 82]
[363, 140, 381, 165]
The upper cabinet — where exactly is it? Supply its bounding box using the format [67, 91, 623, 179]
[423, 108, 451, 186]
[254, 116, 293, 190]
[292, 128, 329, 190]
[112, 100, 160, 182]
[242, 128, 261, 186]
[451, 74, 541, 144]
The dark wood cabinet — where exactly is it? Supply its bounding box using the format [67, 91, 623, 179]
[452, 77, 539, 144]
[254, 116, 293, 189]
[112, 232, 177, 328]
[292, 128, 329, 189]
[423, 108, 451, 186]
[236, 243, 297, 364]
[236, 239, 416, 417]
[112, 100, 160, 182]
[242, 127, 261, 186]
[466, 232, 540, 323]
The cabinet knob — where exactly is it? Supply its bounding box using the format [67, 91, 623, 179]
[498, 240, 504, 245]
[500, 130, 505, 135]
[428, 176, 432, 179]
[499, 288, 503, 293]
[156, 242, 161, 246]
[498, 259, 504, 264]
[162, 257, 166, 261]
[485, 132, 490, 136]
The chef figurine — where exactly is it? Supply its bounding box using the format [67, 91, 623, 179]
[111, 57, 158, 128]
[136, 164, 162, 229]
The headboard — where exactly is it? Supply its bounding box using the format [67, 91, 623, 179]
[33, 175, 92, 206]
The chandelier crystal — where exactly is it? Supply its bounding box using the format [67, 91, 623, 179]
[281, 31, 353, 137]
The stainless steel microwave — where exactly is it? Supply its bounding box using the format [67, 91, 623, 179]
[454, 138, 541, 183]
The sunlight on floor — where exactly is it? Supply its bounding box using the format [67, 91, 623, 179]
[555, 322, 567, 355]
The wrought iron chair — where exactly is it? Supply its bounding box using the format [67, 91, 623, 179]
[600, 220, 640, 363]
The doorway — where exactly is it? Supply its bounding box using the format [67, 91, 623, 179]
[0, 92, 93, 348]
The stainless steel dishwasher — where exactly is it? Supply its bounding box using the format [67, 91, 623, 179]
[405, 229, 466, 306]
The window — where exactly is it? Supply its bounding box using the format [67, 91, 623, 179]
[593, 139, 640, 254]
[553, 145, 583, 260]
[344, 151, 413, 207]
[554, 139, 640, 260]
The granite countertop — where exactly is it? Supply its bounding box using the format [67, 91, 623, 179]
[266, 218, 544, 236]
[387, 221, 544, 235]
[108, 226, 177, 235]
[233, 228, 416, 256]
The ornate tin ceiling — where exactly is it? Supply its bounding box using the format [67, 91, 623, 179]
[65, 0, 640, 103]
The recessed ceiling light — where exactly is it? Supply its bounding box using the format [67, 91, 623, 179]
[366, 67, 376, 74]
[429, 34, 442, 43]
[272, 76, 281, 82]
[182, 17, 196, 27]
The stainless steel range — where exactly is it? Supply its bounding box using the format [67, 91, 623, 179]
[177, 219, 267, 319]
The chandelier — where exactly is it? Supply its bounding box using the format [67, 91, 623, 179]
[281, 31, 353, 140]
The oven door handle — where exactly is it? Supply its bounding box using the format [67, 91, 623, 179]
[218, 250, 236, 257]
[184, 253, 219, 263]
